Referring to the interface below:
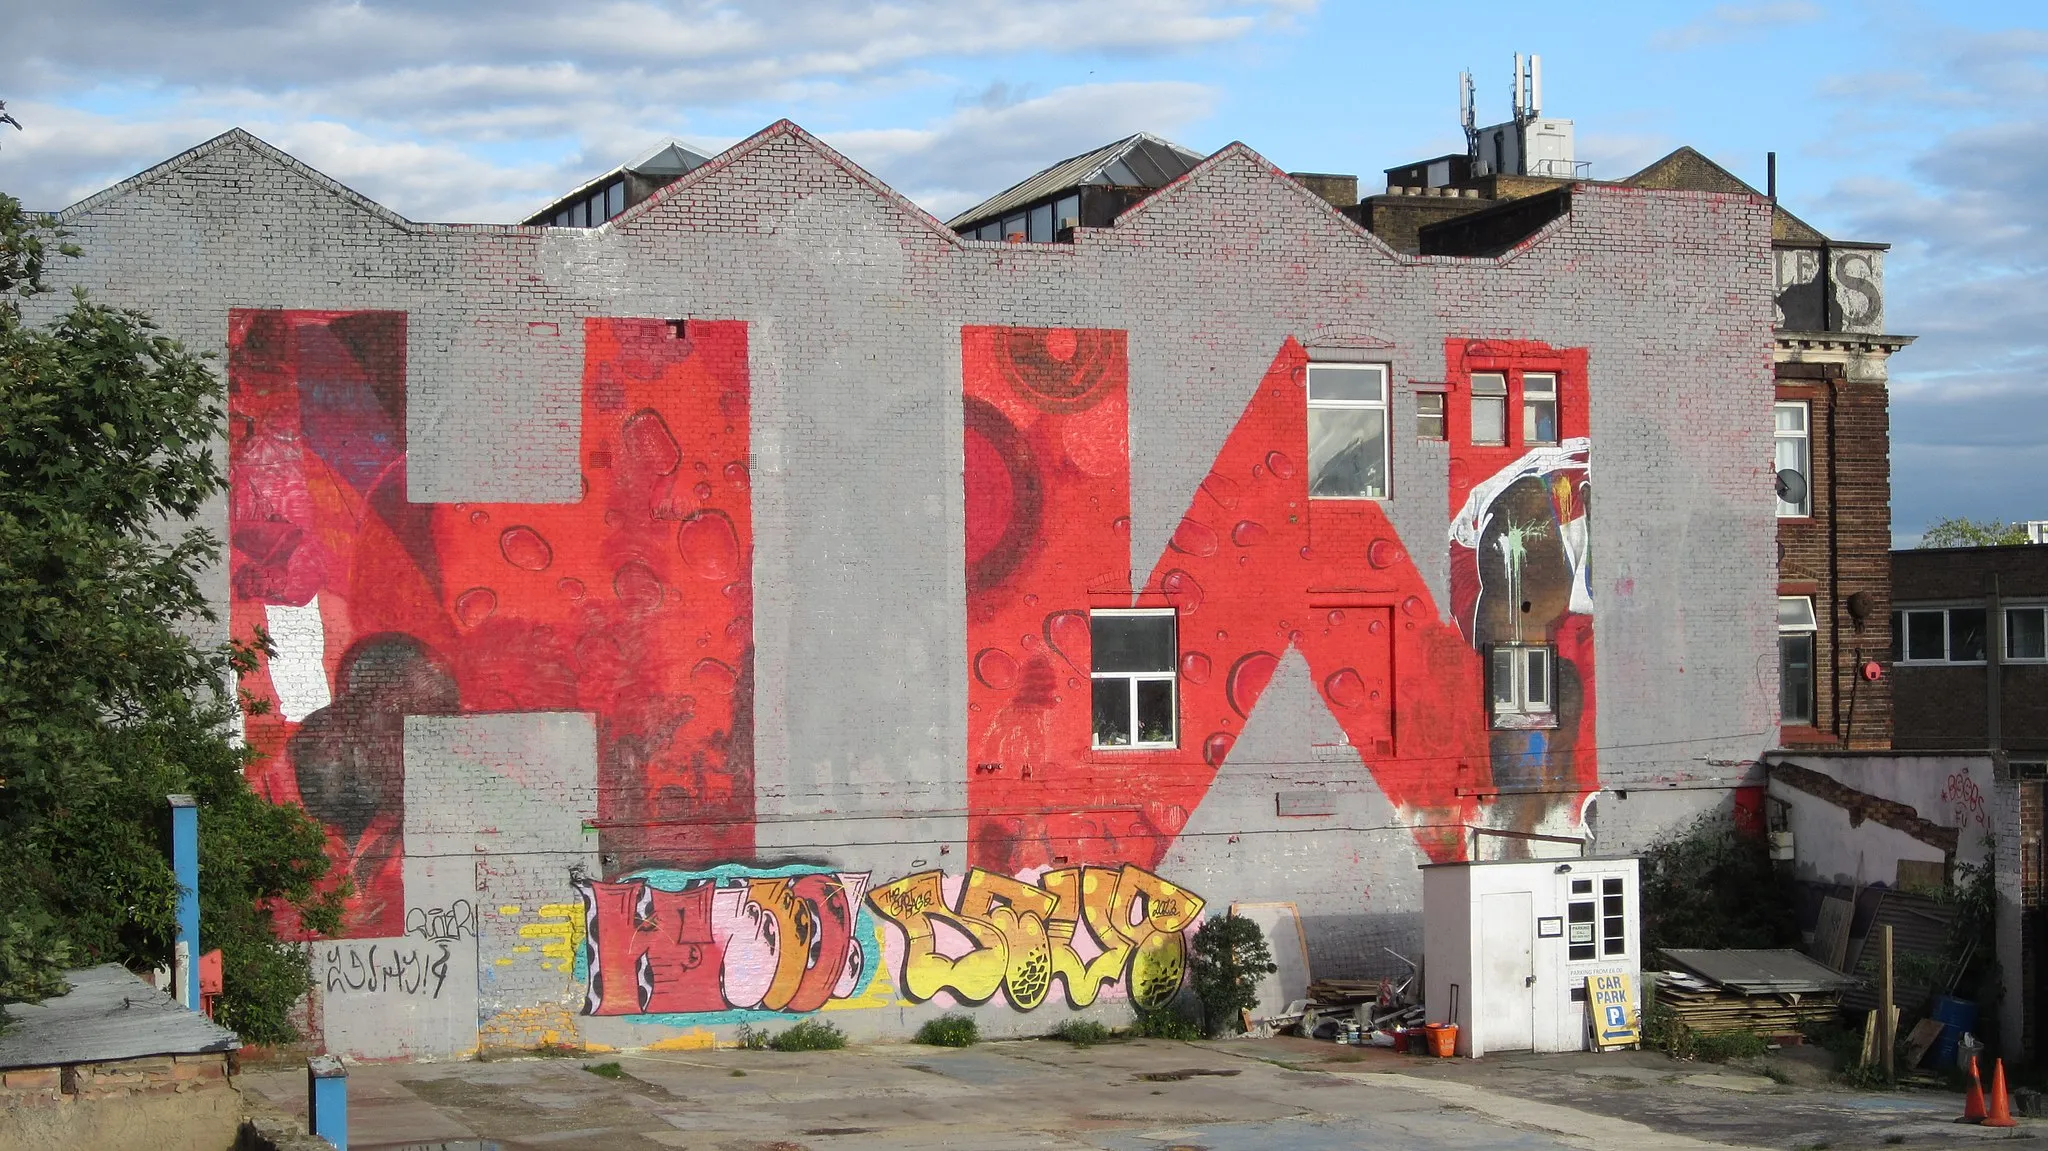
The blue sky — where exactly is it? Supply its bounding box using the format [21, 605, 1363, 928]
[2, 0, 2042, 543]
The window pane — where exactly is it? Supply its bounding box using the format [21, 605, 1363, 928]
[1568, 901, 1595, 960]
[1092, 679, 1132, 746]
[1524, 649, 1549, 708]
[1029, 203, 1054, 243]
[1571, 879, 1592, 895]
[1602, 877, 1622, 894]
[1906, 611, 1946, 661]
[1524, 372, 1557, 397]
[1775, 432, 1810, 516]
[1472, 396, 1507, 445]
[1524, 396, 1557, 444]
[1491, 648, 1516, 707]
[1775, 403, 1807, 434]
[1781, 633, 1814, 723]
[1054, 194, 1080, 230]
[1308, 407, 1387, 497]
[1417, 413, 1445, 440]
[1892, 612, 1904, 662]
[607, 181, 625, 218]
[1778, 596, 1817, 632]
[1471, 372, 1507, 396]
[1091, 614, 1174, 673]
[1135, 679, 1176, 744]
[2012, 608, 2048, 660]
[1308, 365, 1385, 403]
[1951, 609, 1987, 661]
[1003, 214, 1025, 239]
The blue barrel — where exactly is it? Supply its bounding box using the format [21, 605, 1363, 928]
[1931, 995, 1977, 1070]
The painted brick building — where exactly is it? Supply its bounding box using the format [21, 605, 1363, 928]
[39, 120, 1785, 1057]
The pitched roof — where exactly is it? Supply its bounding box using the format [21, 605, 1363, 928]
[1624, 146, 1827, 245]
[945, 133, 1207, 230]
[57, 128, 412, 230]
[522, 138, 714, 224]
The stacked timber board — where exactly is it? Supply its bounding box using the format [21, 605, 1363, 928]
[1654, 948, 1860, 1035]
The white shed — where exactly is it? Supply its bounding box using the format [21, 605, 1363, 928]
[1422, 856, 1641, 1057]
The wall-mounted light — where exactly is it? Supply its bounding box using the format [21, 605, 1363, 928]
[1554, 863, 1573, 874]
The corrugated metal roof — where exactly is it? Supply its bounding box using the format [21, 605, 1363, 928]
[1841, 890, 1957, 1014]
[0, 964, 239, 1069]
[945, 133, 1206, 231]
[1660, 948, 1862, 994]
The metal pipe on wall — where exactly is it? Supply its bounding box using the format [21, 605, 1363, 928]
[168, 794, 199, 1012]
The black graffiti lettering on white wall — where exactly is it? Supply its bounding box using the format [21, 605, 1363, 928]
[320, 941, 452, 999]
[406, 900, 477, 942]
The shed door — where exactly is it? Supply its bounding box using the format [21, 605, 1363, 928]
[1479, 891, 1535, 1053]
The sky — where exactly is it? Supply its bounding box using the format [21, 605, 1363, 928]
[1, 0, 2042, 544]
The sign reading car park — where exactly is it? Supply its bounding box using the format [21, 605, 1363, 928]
[1588, 973, 1639, 1049]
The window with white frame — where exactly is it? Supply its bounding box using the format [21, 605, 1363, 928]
[1306, 363, 1389, 499]
[1779, 596, 1817, 724]
[2009, 606, 2048, 662]
[1416, 391, 1446, 441]
[1488, 642, 1555, 728]
[1470, 372, 1508, 446]
[1893, 607, 1988, 663]
[1523, 372, 1559, 445]
[1090, 610, 1177, 749]
[1775, 401, 1811, 517]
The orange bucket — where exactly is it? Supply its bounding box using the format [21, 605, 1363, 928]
[1425, 1023, 1459, 1057]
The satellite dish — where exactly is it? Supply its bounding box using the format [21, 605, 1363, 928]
[1775, 468, 1808, 507]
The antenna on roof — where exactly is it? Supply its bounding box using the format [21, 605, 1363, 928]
[1512, 53, 1524, 119]
[1460, 70, 1479, 161]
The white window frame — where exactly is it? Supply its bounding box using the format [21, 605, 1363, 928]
[1895, 605, 1990, 665]
[2006, 604, 2048, 663]
[1090, 608, 1178, 750]
[1775, 401, 1811, 518]
[1489, 642, 1555, 729]
[1523, 371, 1559, 446]
[1416, 390, 1446, 441]
[1305, 362, 1391, 500]
[1470, 371, 1508, 446]
[1779, 596, 1818, 725]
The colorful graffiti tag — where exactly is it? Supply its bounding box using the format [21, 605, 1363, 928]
[866, 864, 1204, 1010]
[228, 311, 756, 934]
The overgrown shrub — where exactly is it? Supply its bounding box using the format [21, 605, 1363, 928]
[767, 1018, 847, 1051]
[1645, 999, 1767, 1063]
[1049, 1019, 1113, 1046]
[583, 1061, 623, 1079]
[734, 1024, 770, 1050]
[1639, 813, 1795, 954]
[915, 1014, 979, 1047]
[1189, 913, 1275, 1037]
[1129, 1000, 1203, 1040]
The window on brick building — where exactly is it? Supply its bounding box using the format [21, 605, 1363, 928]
[1488, 642, 1554, 728]
[1416, 391, 1446, 441]
[1894, 607, 1988, 663]
[1775, 401, 1811, 517]
[1471, 372, 1508, 446]
[1523, 372, 1559, 445]
[1307, 363, 1389, 499]
[1779, 596, 1817, 724]
[1091, 610, 1176, 749]
[2008, 606, 2047, 662]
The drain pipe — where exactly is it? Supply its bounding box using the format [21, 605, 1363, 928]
[168, 794, 199, 1012]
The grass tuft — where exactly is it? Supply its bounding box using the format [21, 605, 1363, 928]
[768, 1018, 848, 1052]
[915, 1014, 980, 1047]
[1049, 1019, 1114, 1047]
[583, 1061, 623, 1079]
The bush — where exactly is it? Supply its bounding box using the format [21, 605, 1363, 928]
[1640, 814, 1795, 954]
[1049, 1019, 1113, 1046]
[734, 1024, 770, 1050]
[767, 1018, 847, 1051]
[1646, 999, 1767, 1063]
[915, 1014, 979, 1047]
[1189, 913, 1275, 1038]
[583, 1061, 623, 1079]
[1129, 1001, 1203, 1040]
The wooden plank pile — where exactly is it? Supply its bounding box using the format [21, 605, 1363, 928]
[1652, 969, 1845, 1035]
[1306, 979, 1382, 1008]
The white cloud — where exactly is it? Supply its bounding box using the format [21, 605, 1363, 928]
[1652, 2, 1823, 51]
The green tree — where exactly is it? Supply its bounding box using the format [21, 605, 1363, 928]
[1189, 913, 1276, 1037]
[1639, 814, 1795, 954]
[1918, 517, 2030, 548]
[0, 191, 342, 1039]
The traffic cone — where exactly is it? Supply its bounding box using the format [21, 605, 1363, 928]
[1961, 1055, 1987, 1123]
[1984, 1059, 2018, 1128]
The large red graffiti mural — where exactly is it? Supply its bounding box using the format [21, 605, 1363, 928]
[230, 312, 754, 934]
[962, 328, 1599, 871]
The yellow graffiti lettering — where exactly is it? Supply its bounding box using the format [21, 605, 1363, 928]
[867, 870, 1008, 1003]
[957, 870, 1058, 1010]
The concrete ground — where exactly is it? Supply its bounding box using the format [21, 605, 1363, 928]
[235, 1037, 2039, 1151]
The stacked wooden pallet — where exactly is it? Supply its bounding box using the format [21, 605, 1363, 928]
[1653, 969, 1843, 1035]
[1306, 978, 1382, 1007]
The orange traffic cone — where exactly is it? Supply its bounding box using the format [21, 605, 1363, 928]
[1961, 1055, 1988, 1123]
[1984, 1059, 2018, 1128]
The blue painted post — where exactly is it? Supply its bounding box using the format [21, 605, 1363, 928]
[307, 1055, 348, 1150]
[168, 794, 200, 1012]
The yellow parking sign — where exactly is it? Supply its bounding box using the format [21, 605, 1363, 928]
[1588, 973, 1638, 1049]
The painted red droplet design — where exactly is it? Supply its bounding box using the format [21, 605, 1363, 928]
[1162, 569, 1204, 614]
[558, 577, 586, 601]
[1326, 609, 1345, 626]
[1170, 518, 1219, 557]
[1367, 538, 1402, 570]
[613, 560, 664, 613]
[1203, 731, 1236, 768]
[724, 461, 749, 487]
[1265, 450, 1296, 479]
[469, 509, 489, 526]
[1401, 595, 1427, 618]
[1226, 650, 1280, 717]
[975, 647, 1019, 690]
[692, 657, 737, 694]
[1179, 650, 1212, 685]
[454, 587, 497, 627]
[693, 482, 714, 501]
[621, 408, 681, 475]
[1043, 610, 1091, 676]
[678, 509, 741, 580]
[499, 526, 553, 571]
[1323, 667, 1367, 709]
[1231, 520, 1267, 547]
[1199, 472, 1240, 510]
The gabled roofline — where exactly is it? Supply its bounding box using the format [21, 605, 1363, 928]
[1110, 140, 1404, 262]
[56, 128, 414, 231]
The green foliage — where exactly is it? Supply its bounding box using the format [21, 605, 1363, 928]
[0, 189, 339, 1041]
[1639, 813, 1795, 954]
[766, 1018, 847, 1051]
[583, 1061, 624, 1079]
[1918, 517, 2030, 548]
[1644, 998, 1766, 1062]
[734, 1024, 770, 1050]
[1188, 913, 1275, 1038]
[1048, 1019, 1113, 1046]
[1128, 1000, 1203, 1040]
[914, 1013, 979, 1047]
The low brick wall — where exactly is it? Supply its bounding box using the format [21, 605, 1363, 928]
[0, 1051, 242, 1151]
